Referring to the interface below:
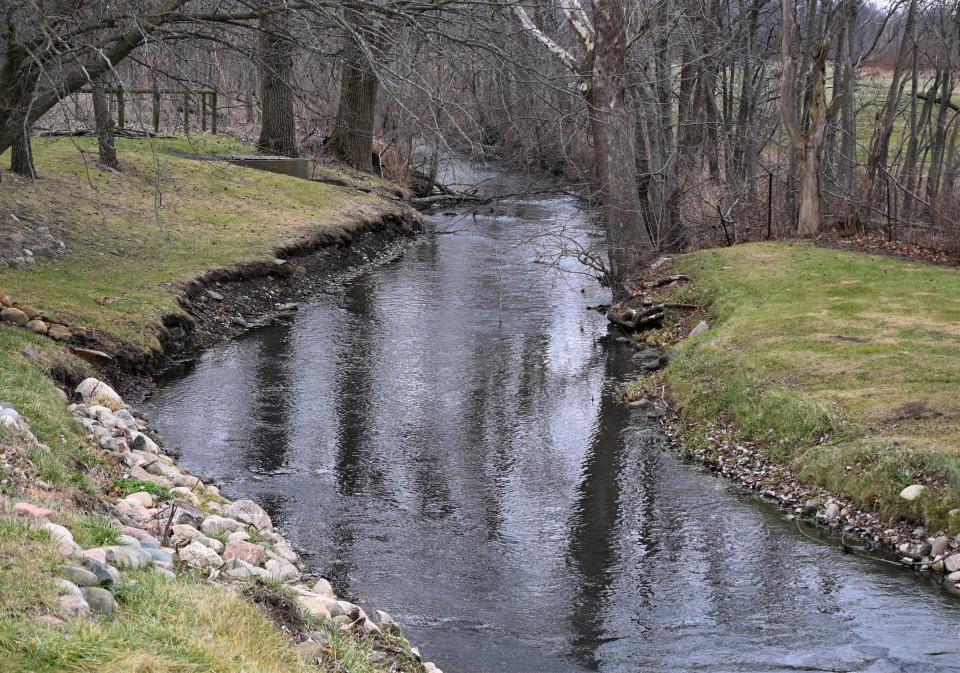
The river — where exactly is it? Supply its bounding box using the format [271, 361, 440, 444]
[144, 164, 960, 673]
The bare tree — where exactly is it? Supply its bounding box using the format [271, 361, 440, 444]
[510, 0, 653, 296]
[258, 0, 298, 156]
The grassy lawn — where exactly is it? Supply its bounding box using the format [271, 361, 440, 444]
[664, 241, 960, 532]
[0, 136, 402, 351]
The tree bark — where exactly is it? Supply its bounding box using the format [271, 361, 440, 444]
[327, 10, 379, 172]
[10, 126, 36, 179]
[92, 83, 119, 170]
[588, 0, 652, 296]
[780, 0, 833, 237]
[257, 2, 297, 157]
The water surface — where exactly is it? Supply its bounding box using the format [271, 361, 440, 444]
[146, 166, 960, 672]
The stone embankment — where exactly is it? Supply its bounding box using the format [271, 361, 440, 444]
[3, 376, 443, 672]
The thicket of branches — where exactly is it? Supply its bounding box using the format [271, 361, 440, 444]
[5, 0, 960, 296]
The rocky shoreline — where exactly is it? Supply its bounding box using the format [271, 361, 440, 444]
[2, 375, 443, 672]
[628, 336, 960, 595]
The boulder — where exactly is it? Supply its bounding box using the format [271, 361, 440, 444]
[223, 499, 272, 531]
[47, 324, 71, 341]
[0, 307, 28, 326]
[130, 432, 159, 454]
[102, 545, 151, 569]
[17, 305, 40, 320]
[269, 541, 298, 564]
[375, 609, 401, 634]
[56, 579, 83, 597]
[312, 578, 335, 599]
[224, 539, 266, 566]
[42, 521, 74, 545]
[169, 487, 200, 507]
[931, 536, 950, 559]
[75, 378, 123, 408]
[80, 587, 116, 616]
[688, 320, 709, 338]
[201, 515, 245, 537]
[156, 501, 205, 528]
[58, 564, 99, 588]
[900, 484, 926, 501]
[56, 594, 91, 620]
[945, 554, 960, 574]
[196, 536, 224, 554]
[13, 502, 53, 519]
[264, 558, 298, 582]
[177, 540, 223, 569]
[125, 491, 154, 508]
[121, 526, 160, 548]
[170, 524, 203, 541]
[81, 558, 121, 586]
[26, 319, 47, 334]
[297, 593, 332, 621]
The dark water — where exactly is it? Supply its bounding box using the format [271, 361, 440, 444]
[145, 166, 960, 672]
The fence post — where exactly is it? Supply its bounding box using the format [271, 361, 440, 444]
[886, 176, 892, 241]
[183, 93, 190, 134]
[766, 172, 773, 240]
[211, 91, 218, 135]
[116, 87, 125, 130]
[200, 93, 207, 132]
[152, 83, 160, 135]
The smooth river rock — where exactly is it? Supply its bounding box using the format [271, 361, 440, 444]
[900, 484, 926, 501]
[223, 499, 272, 531]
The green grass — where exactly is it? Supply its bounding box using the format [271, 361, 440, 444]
[0, 136, 402, 352]
[0, 570, 319, 673]
[62, 513, 122, 548]
[112, 478, 170, 501]
[665, 241, 960, 532]
[0, 517, 59, 619]
[0, 566, 427, 673]
[0, 325, 100, 495]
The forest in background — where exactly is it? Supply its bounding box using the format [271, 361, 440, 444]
[4, 0, 960, 295]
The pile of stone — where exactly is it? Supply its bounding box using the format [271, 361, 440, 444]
[4, 376, 443, 671]
[0, 287, 71, 341]
[0, 217, 67, 270]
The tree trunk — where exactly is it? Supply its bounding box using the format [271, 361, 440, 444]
[10, 127, 36, 179]
[797, 149, 822, 236]
[327, 10, 379, 172]
[780, 0, 832, 237]
[92, 83, 119, 170]
[588, 0, 652, 297]
[257, 3, 297, 157]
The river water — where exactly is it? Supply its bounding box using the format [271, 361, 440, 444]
[145, 165, 960, 672]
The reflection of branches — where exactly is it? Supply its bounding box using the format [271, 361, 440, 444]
[522, 224, 609, 285]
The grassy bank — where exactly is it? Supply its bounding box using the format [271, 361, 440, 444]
[0, 137, 424, 673]
[662, 242, 960, 532]
[0, 136, 405, 350]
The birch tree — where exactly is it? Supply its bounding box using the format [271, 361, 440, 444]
[509, 0, 653, 297]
